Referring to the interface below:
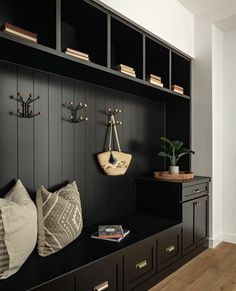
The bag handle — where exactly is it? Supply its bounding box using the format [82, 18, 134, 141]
[108, 118, 113, 152]
[111, 115, 121, 152]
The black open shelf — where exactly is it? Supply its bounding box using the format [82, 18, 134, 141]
[171, 52, 190, 96]
[145, 38, 170, 89]
[111, 18, 143, 79]
[0, 0, 56, 49]
[61, 0, 107, 67]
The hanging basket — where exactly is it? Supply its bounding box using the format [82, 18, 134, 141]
[97, 115, 132, 176]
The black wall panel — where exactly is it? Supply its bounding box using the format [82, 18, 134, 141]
[0, 59, 165, 225]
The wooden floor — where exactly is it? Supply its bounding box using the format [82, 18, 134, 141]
[150, 242, 236, 291]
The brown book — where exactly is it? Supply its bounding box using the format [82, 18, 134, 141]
[65, 51, 90, 61]
[115, 64, 135, 73]
[2, 22, 37, 42]
[146, 78, 164, 87]
[172, 85, 184, 91]
[173, 89, 184, 94]
[65, 48, 89, 59]
[146, 74, 161, 81]
[118, 69, 136, 77]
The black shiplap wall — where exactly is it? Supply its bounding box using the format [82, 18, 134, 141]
[0, 60, 165, 225]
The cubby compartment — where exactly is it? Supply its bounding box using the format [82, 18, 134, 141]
[0, 0, 56, 48]
[171, 52, 190, 96]
[61, 0, 107, 66]
[145, 38, 170, 89]
[111, 18, 143, 79]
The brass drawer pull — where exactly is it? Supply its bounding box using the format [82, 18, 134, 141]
[166, 245, 175, 253]
[193, 189, 201, 194]
[136, 260, 148, 269]
[94, 281, 109, 291]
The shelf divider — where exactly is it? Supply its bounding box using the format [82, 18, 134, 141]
[56, 0, 61, 51]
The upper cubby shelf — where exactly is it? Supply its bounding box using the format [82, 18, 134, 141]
[145, 38, 170, 90]
[0, 0, 56, 49]
[111, 18, 143, 79]
[0, 0, 191, 102]
[171, 52, 190, 96]
[61, 0, 107, 67]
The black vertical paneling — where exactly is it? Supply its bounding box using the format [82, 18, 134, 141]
[85, 84, 96, 225]
[74, 80, 86, 218]
[0, 61, 17, 195]
[17, 66, 34, 192]
[48, 74, 62, 188]
[0, 60, 170, 225]
[34, 70, 49, 190]
[62, 77, 74, 182]
[94, 86, 106, 222]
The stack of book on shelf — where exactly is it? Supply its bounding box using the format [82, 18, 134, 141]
[64, 48, 90, 62]
[91, 225, 130, 242]
[114, 64, 136, 77]
[146, 74, 163, 87]
[1, 22, 38, 43]
[172, 85, 184, 94]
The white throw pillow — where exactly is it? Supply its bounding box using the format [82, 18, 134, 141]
[0, 179, 37, 279]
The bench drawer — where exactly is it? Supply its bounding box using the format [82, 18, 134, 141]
[157, 225, 181, 271]
[183, 183, 208, 201]
[123, 240, 156, 290]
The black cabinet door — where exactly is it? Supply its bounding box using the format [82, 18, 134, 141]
[196, 195, 208, 246]
[33, 274, 75, 291]
[182, 199, 196, 255]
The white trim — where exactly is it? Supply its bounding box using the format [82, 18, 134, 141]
[223, 233, 236, 244]
[209, 233, 223, 248]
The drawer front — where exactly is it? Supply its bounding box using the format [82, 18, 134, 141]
[33, 274, 75, 291]
[183, 183, 208, 201]
[76, 256, 121, 291]
[124, 240, 156, 290]
[157, 225, 181, 271]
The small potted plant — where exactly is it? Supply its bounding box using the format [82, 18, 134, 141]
[158, 137, 195, 174]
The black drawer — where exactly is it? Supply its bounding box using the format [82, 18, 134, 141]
[76, 256, 121, 291]
[123, 240, 156, 290]
[157, 225, 181, 271]
[33, 273, 75, 291]
[182, 183, 208, 201]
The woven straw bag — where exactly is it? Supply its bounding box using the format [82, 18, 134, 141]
[97, 115, 132, 176]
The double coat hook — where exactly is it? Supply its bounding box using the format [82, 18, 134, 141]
[11, 92, 41, 118]
[64, 101, 88, 123]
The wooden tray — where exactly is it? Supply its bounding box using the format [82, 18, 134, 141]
[154, 171, 194, 180]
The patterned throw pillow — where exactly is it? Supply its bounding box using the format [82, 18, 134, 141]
[0, 179, 37, 279]
[36, 181, 83, 257]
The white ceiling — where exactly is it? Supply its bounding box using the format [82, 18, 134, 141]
[178, 0, 236, 31]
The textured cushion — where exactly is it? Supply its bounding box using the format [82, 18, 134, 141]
[0, 180, 37, 279]
[36, 181, 83, 257]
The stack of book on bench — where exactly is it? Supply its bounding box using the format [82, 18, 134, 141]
[64, 48, 90, 62]
[1, 22, 38, 43]
[91, 225, 130, 242]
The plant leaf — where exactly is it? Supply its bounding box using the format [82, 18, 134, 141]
[172, 140, 183, 152]
[158, 151, 172, 158]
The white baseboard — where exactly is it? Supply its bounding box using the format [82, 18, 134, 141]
[223, 232, 236, 244]
[209, 233, 223, 248]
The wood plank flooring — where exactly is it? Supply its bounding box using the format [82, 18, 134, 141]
[150, 242, 236, 291]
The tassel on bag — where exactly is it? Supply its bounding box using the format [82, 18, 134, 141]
[97, 114, 132, 176]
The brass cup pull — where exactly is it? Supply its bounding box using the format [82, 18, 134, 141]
[193, 189, 201, 194]
[166, 245, 175, 253]
[94, 281, 109, 291]
[136, 260, 148, 269]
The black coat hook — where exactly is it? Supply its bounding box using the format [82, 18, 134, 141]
[11, 93, 41, 118]
[63, 101, 88, 123]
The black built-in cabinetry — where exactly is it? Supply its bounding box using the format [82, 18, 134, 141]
[0, 0, 209, 290]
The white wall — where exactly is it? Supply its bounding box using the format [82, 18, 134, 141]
[212, 25, 223, 247]
[100, 0, 194, 57]
[223, 27, 236, 244]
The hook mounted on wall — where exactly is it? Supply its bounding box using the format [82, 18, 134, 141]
[11, 92, 41, 118]
[107, 108, 122, 126]
[63, 101, 88, 123]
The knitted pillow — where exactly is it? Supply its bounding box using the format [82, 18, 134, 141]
[36, 181, 83, 257]
[0, 180, 37, 279]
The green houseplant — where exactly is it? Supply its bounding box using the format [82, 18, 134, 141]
[158, 137, 195, 174]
